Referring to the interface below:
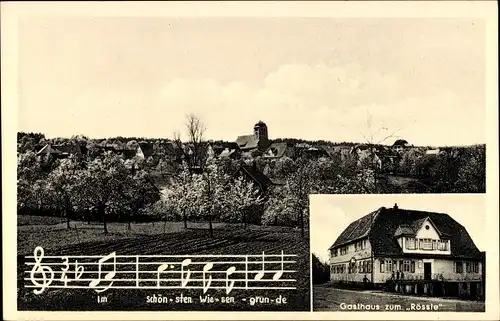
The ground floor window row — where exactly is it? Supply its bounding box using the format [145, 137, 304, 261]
[331, 260, 372, 274]
[454, 261, 479, 273]
[380, 259, 415, 273]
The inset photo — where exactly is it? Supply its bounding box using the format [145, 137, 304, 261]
[311, 194, 486, 312]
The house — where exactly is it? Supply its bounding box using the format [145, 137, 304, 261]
[425, 148, 440, 155]
[219, 148, 241, 159]
[328, 204, 484, 300]
[136, 141, 154, 159]
[295, 143, 331, 159]
[236, 121, 271, 153]
[392, 139, 409, 153]
[36, 143, 86, 159]
[236, 162, 275, 195]
[211, 142, 241, 159]
[376, 148, 401, 173]
[350, 145, 382, 170]
[263, 142, 296, 159]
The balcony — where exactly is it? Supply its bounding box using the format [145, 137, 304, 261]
[388, 273, 482, 282]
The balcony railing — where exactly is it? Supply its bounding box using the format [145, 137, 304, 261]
[389, 273, 482, 282]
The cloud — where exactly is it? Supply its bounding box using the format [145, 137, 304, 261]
[153, 62, 479, 145]
[21, 62, 484, 146]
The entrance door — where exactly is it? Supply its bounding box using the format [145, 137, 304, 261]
[424, 262, 432, 280]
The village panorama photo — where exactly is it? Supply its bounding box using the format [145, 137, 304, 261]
[13, 14, 486, 312]
[311, 194, 487, 312]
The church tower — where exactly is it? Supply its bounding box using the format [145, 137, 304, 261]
[253, 121, 268, 141]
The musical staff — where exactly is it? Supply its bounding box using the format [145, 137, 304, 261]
[24, 247, 298, 295]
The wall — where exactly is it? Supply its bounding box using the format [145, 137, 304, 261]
[329, 238, 373, 283]
[415, 220, 440, 239]
[372, 257, 482, 283]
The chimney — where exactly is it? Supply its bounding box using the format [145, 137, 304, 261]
[394, 203, 399, 210]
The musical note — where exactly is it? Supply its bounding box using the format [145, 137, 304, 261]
[225, 266, 236, 295]
[29, 246, 54, 294]
[181, 259, 192, 288]
[89, 252, 116, 293]
[202, 263, 213, 294]
[254, 252, 265, 281]
[245, 255, 249, 289]
[273, 251, 284, 281]
[156, 263, 169, 288]
[135, 256, 140, 287]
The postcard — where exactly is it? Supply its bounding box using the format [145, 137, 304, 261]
[2, 1, 498, 320]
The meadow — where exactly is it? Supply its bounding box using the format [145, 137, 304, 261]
[17, 216, 310, 311]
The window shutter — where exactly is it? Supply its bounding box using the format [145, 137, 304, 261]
[380, 260, 385, 273]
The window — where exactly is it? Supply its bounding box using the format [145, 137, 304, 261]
[466, 262, 479, 273]
[422, 239, 432, 250]
[410, 261, 415, 273]
[387, 260, 393, 272]
[455, 261, 463, 273]
[438, 241, 448, 251]
[380, 260, 385, 273]
[419, 239, 423, 249]
[432, 240, 438, 250]
[367, 261, 372, 273]
[403, 260, 411, 272]
[406, 238, 416, 250]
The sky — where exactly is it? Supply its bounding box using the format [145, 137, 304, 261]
[310, 194, 487, 263]
[17, 17, 486, 146]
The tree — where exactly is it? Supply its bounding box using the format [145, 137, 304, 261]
[358, 111, 402, 185]
[173, 114, 207, 170]
[312, 253, 330, 285]
[226, 176, 264, 228]
[46, 155, 81, 229]
[125, 170, 161, 230]
[286, 159, 320, 237]
[161, 162, 195, 229]
[455, 146, 486, 193]
[262, 188, 298, 227]
[273, 156, 298, 179]
[188, 157, 230, 237]
[74, 152, 131, 234]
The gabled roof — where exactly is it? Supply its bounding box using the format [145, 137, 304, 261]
[138, 142, 154, 158]
[329, 208, 381, 249]
[329, 206, 482, 259]
[53, 144, 85, 157]
[219, 148, 237, 158]
[239, 164, 274, 192]
[37, 143, 86, 157]
[236, 135, 259, 150]
[36, 144, 63, 155]
[264, 142, 288, 158]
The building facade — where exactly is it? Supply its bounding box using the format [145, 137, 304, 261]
[328, 204, 484, 300]
[236, 121, 271, 154]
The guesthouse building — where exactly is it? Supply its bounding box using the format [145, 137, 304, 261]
[328, 204, 484, 300]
